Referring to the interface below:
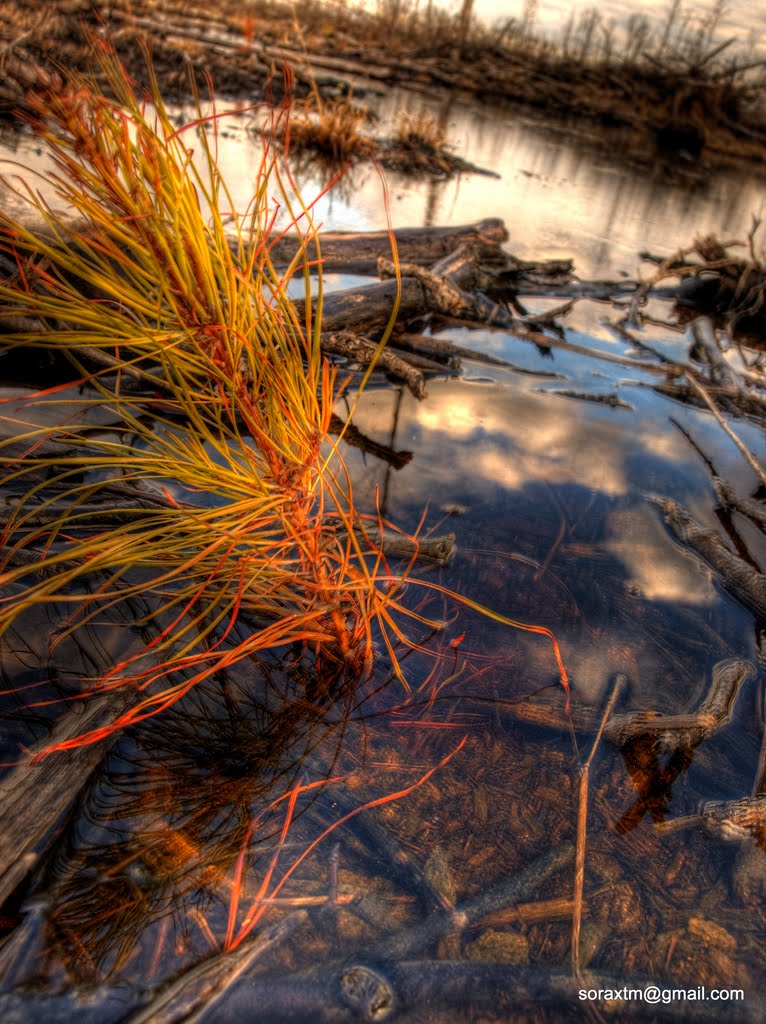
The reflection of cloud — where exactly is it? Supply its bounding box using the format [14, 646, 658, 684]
[345, 375, 722, 611]
[353, 379, 690, 502]
[606, 505, 717, 605]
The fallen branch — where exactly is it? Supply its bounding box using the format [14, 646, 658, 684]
[262, 219, 508, 274]
[362, 840, 573, 961]
[320, 330, 426, 399]
[482, 659, 752, 751]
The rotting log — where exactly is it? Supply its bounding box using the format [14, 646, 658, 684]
[261, 219, 508, 274]
[299, 269, 479, 338]
[1, 220, 576, 396]
[304, 266, 517, 345]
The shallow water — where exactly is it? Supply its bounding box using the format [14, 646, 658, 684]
[1, 89, 765, 1021]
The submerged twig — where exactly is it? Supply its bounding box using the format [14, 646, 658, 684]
[486, 659, 751, 751]
[360, 841, 574, 962]
[657, 795, 766, 841]
[126, 911, 309, 1024]
[657, 496, 766, 618]
[571, 674, 625, 980]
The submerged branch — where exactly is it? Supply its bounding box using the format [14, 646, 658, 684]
[656, 497, 766, 618]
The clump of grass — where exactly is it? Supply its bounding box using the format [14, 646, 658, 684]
[393, 110, 447, 154]
[0, 44, 568, 756]
[287, 95, 370, 161]
[383, 109, 465, 176]
[0, 44, 384, 744]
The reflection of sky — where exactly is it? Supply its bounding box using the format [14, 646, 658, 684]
[345, 369, 762, 603]
[339, 316, 763, 703]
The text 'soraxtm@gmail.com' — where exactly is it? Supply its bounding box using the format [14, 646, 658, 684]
[579, 985, 745, 1006]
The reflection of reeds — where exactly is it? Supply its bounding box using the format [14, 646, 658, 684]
[39, 654, 352, 978]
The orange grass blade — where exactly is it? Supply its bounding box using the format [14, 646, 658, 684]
[227, 735, 467, 950]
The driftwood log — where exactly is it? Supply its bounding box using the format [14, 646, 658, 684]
[1, 217, 576, 398]
[264, 218, 509, 274]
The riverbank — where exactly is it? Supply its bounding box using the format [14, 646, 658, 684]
[2, 0, 766, 173]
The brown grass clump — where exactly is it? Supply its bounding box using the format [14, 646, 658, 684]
[381, 109, 465, 176]
[287, 96, 370, 161]
[394, 110, 447, 153]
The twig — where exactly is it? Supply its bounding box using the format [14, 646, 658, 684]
[659, 495, 766, 616]
[571, 674, 625, 981]
[689, 317, 737, 387]
[686, 374, 766, 488]
[657, 796, 766, 841]
[320, 330, 426, 399]
[127, 911, 309, 1024]
[714, 478, 766, 529]
[364, 841, 574, 962]
[479, 896, 584, 927]
[351, 525, 456, 566]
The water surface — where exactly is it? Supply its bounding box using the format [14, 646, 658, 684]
[1, 85, 765, 1021]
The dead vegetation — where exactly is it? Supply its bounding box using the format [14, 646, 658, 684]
[287, 94, 371, 161]
[2, 0, 766, 172]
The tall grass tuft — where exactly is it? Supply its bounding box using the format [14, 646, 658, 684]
[0, 44, 568, 756]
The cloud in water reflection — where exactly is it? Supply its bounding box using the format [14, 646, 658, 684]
[346, 374, 720, 611]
